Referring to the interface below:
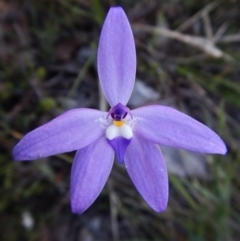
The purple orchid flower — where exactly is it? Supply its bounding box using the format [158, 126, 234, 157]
[13, 7, 227, 214]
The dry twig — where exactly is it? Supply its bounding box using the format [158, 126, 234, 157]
[176, 1, 219, 32]
[133, 24, 224, 58]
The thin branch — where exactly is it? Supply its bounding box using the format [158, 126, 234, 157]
[203, 12, 213, 40]
[133, 24, 224, 58]
[107, 179, 120, 241]
[213, 21, 229, 43]
[98, 81, 108, 112]
[218, 34, 240, 43]
[176, 1, 219, 32]
[67, 53, 94, 98]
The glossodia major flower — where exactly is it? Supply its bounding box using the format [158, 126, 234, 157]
[13, 7, 227, 214]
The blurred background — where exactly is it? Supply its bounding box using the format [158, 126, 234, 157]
[0, 0, 240, 240]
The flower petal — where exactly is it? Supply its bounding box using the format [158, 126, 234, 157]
[107, 137, 132, 164]
[97, 7, 136, 106]
[13, 109, 107, 160]
[132, 105, 227, 154]
[125, 135, 168, 212]
[70, 137, 114, 214]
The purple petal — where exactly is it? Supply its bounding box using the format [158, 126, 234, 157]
[71, 137, 114, 214]
[125, 135, 168, 212]
[97, 7, 136, 106]
[107, 137, 132, 164]
[13, 109, 107, 160]
[132, 105, 227, 154]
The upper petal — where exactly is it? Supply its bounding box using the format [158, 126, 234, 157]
[132, 105, 227, 154]
[97, 7, 136, 106]
[71, 136, 114, 214]
[13, 109, 107, 160]
[125, 135, 168, 212]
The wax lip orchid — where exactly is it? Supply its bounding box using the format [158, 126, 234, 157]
[13, 7, 227, 214]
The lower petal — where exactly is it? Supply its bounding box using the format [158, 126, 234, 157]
[107, 137, 132, 164]
[70, 136, 114, 214]
[125, 135, 168, 212]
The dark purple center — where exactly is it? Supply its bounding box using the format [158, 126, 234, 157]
[108, 103, 130, 121]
